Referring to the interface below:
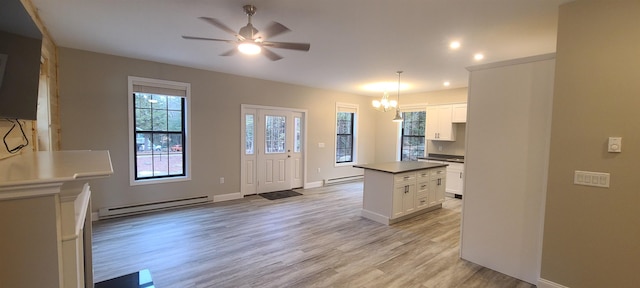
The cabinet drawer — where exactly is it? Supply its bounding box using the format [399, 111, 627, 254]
[416, 181, 429, 195]
[394, 172, 416, 185]
[417, 197, 428, 208]
[417, 170, 430, 180]
[430, 168, 446, 179]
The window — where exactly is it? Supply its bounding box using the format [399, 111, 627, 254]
[245, 114, 254, 154]
[129, 77, 190, 185]
[335, 103, 358, 165]
[294, 116, 302, 153]
[401, 110, 426, 161]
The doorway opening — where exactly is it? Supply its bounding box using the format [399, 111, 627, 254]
[241, 105, 307, 196]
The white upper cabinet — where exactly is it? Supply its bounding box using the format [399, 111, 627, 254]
[452, 103, 467, 123]
[426, 105, 456, 141]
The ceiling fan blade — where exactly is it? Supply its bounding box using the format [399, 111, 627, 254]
[182, 35, 235, 43]
[262, 41, 311, 51]
[198, 17, 245, 40]
[261, 47, 283, 61]
[256, 21, 291, 39]
[220, 48, 238, 56]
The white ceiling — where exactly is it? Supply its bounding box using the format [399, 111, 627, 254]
[30, 0, 570, 96]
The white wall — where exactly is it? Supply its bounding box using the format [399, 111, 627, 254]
[461, 54, 555, 284]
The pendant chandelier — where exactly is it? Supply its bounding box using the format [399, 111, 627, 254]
[392, 71, 404, 122]
[371, 91, 397, 112]
[372, 71, 404, 122]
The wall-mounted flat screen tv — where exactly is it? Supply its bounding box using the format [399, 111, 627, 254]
[0, 0, 43, 120]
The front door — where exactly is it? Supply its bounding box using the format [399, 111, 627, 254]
[256, 109, 292, 193]
[241, 106, 306, 195]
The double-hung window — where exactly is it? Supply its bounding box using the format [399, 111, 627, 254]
[128, 76, 190, 185]
[400, 110, 426, 161]
[335, 103, 358, 165]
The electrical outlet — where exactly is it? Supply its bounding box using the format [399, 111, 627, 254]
[220, 177, 224, 184]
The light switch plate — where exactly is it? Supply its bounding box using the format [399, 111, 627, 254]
[574, 170, 610, 188]
[608, 137, 622, 152]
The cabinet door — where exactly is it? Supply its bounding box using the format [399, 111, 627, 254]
[430, 168, 446, 206]
[445, 163, 464, 195]
[435, 175, 446, 204]
[436, 105, 454, 140]
[393, 183, 416, 218]
[404, 183, 417, 214]
[393, 185, 406, 218]
[426, 105, 456, 141]
[426, 106, 440, 140]
[452, 103, 467, 123]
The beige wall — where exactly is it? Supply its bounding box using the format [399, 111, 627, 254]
[57, 48, 378, 211]
[373, 87, 468, 162]
[541, 1, 640, 287]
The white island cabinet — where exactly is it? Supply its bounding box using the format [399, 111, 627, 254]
[0, 151, 113, 288]
[354, 161, 447, 225]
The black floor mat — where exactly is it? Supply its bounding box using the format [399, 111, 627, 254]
[259, 190, 302, 200]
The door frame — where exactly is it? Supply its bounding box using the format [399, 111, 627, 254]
[241, 104, 308, 196]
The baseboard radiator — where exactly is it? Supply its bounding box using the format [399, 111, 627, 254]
[98, 196, 210, 219]
[323, 175, 364, 186]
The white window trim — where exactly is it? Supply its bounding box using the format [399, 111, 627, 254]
[335, 102, 358, 167]
[397, 103, 428, 161]
[128, 76, 192, 186]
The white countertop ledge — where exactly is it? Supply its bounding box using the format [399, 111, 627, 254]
[0, 150, 113, 189]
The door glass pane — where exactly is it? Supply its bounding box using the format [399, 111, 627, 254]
[246, 114, 254, 155]
[265, 115, 286, 153]
[294, 117, 301, 153]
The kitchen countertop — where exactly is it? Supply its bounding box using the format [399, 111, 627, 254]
[353, 161, 448, 174]
[418, 153, 465, 163]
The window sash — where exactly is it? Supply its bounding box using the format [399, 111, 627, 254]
[133, 93, 186, 180]
[336, 112, 354, 163]
[401, 111, 426, 161]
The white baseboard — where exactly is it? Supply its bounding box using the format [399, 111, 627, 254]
[91, 212, 99, 222]
[304, 181, 323, 189]
[361, 209, 390, 225]
[538, 278, 569, 288]
[213, 192, 243, 202]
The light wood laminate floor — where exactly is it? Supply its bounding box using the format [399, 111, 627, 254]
[92, 182, 535, 288]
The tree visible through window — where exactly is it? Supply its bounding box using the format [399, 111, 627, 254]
[336, 112, 354, 163]
[401, 111, 426, 161]
[134, 93, 185, 179]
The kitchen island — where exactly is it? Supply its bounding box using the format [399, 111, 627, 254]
[353, 161, 448, 225]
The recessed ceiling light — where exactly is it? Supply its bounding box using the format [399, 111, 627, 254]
[443, 81, 451, 87]
[474, 53, 484, 60]
[449, 41, 461, 49]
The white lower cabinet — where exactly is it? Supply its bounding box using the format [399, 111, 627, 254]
[446, 163, 464, 195]
[421, 159, 464, 196]
[429, 167, 447, 206]
[392, 168, 445, 219]
[358, 163, 448, 225]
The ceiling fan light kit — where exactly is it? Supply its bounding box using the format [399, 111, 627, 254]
[182, 4, 310, 61]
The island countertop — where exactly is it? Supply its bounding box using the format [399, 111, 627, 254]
[353, 161, 448, 174]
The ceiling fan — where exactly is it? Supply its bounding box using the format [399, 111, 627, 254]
[182, 4, 311, 61]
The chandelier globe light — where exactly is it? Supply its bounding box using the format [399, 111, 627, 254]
[372, 91, 397, 112]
